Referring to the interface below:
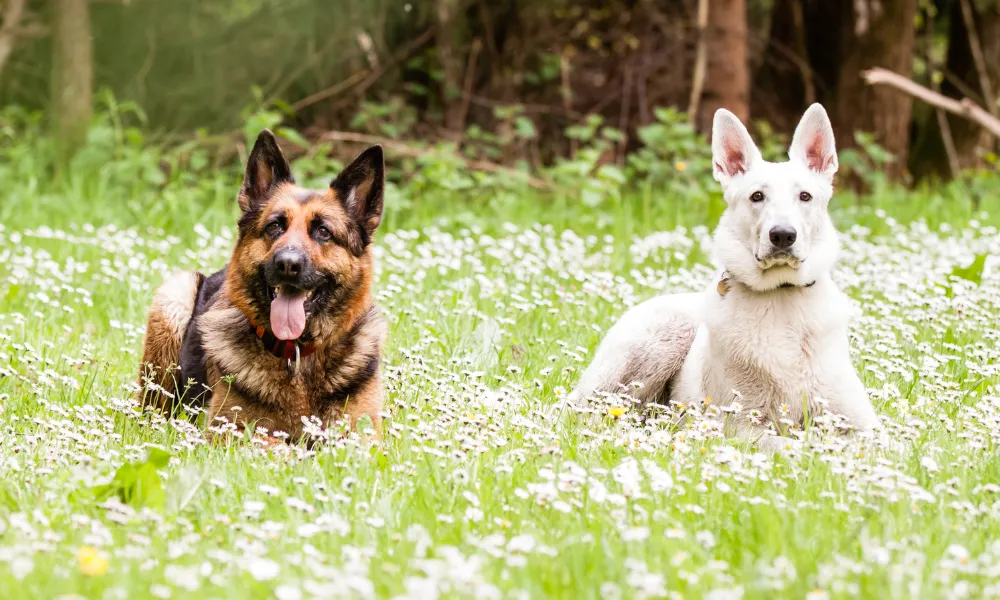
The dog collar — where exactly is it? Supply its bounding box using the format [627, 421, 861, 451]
[717, 271, 816, 297]
[246, 314, 316, 360]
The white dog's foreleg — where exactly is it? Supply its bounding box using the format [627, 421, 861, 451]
[823, 370, 904, 452]
[820, 365, 880, 432]
[571, 311, 697, 406]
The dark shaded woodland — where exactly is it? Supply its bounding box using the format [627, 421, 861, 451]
[1, 0, 998, 179]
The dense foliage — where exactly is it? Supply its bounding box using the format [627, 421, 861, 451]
[2, 101, 999, 236]
[3, 0, 999, 177]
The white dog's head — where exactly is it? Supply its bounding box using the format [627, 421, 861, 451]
[710, 104, 841, 291]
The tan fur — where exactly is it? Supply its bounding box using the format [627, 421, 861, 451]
[136, 271, 201, 411]
[136, 135, 387, 448]
[204, 180, 386, 445]
[201, 302, 386, 442]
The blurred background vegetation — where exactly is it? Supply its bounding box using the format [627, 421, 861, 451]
[0, 0, 998, 231]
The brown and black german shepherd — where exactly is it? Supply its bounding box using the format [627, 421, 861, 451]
[137, 130, 387, 445]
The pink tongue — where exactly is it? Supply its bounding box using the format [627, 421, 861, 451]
[269, 287, 307, 340]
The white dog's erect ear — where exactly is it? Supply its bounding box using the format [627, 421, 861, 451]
[789, 103, 838, 179]
[712, 109, 762, 184]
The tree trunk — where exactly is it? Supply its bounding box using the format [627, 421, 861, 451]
[831, 0, 919, 179]
[697, 0, 749, 131]
[50, 0, 93, 156]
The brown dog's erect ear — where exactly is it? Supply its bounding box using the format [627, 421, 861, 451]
[239, 130, 294, 213]
[332, 145, 385, 239]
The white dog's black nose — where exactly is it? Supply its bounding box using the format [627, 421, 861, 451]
[768, 226, 797, 249]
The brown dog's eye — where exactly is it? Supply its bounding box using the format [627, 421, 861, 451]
[799, 191, 812, 202]
[750, 191, 765, 203]
[265, 222, 284, 238]
[314, 226, 332, 242]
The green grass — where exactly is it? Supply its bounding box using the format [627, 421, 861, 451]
[2, 149, 1000, 599]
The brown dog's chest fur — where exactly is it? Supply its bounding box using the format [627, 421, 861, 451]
[199, 298, 386, 440]
[136, 132, 389, 444]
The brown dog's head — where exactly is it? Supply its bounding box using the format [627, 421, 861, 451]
[227, 130, 384, 342]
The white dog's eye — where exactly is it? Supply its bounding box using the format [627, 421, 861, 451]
[750, 191, 765, 203]
[799, 191, 812, 202]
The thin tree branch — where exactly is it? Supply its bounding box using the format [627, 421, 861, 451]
[618, 64, 633, 164]
[291, 70, 369, 112]
[454, 37, 482, 144]
[862, 67, 1000, 138]
[959, 0, 998, 117]
[637, 35, 650, 126]
[686, 0, 709, 123]
[924, 7, 959, 177]
[436, 0, 463, 133]
[461, 93, 581, 119]
[790, 0, 815, 105]
[291, 26, 436, 112]
[0, 0, 27, 76]
[560, 53, 575, 155]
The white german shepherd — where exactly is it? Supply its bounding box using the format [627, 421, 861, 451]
[571, 104, 881, 451]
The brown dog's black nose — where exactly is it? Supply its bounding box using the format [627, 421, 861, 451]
[768, 226, 797, 249]
[273, 247, 306, 277]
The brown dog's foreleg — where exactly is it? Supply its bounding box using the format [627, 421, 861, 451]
[136, 271, 203, 411]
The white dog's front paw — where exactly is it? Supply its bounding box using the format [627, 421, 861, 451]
[755, 434, 803, 455]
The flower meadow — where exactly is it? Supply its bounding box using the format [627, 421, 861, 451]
[1, 200, 1000, 599]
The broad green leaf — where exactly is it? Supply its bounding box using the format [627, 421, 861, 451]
[952, 254, 987, 285]
[84, 447, 171, 511]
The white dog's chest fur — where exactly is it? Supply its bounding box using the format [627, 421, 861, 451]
[674, 279, 854, 422]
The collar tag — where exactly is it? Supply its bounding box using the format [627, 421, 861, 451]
[717, 271, 731, 297]
[286, 344, 301, 376]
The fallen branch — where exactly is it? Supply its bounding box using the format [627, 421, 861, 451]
[862, 67, 1000, 139]
[461, 92, 581, 119]
[316, 130, 551, 190]
[162, 127, 550, 190]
